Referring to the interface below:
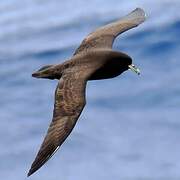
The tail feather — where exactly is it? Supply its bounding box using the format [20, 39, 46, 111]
[32, 64, 62, 80]
[37, 65, 53, 72]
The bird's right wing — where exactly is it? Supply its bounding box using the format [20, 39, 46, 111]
[74, 8, 146, 55]
[28, 72, 87, 176]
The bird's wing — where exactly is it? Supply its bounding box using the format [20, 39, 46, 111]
[74, 8, 146, 55]
[28, 72, 87, 176]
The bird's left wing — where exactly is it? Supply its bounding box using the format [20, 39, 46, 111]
[74, 8, 146, 55]
[28, 72, 87, 176]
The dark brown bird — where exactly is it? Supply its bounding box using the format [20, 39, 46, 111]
[28, 8, 146, 176]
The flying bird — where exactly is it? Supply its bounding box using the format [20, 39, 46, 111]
[28, 8, 146, 176]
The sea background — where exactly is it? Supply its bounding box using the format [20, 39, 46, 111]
[0, 0, 180, 180]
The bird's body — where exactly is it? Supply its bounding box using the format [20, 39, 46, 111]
[34, 50, 132, 80]
[28, 8, 146, 176]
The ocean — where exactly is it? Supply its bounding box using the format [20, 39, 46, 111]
[0, 0, 180, 179]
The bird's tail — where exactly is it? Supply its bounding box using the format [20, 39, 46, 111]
[32, 64, 62, 80]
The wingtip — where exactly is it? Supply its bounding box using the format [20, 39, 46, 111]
[27, 163, 39, 177]
[121, 7, 146, 26]
[27, 171, 32, 177]
[133, 7, 147, 21]
[27, 168, 34, 177]
[27, 159, 44, 177]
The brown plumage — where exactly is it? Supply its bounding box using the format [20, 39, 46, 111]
[28, 8, 146, 176]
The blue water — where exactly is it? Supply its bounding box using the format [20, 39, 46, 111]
[0, 1, 180, 179]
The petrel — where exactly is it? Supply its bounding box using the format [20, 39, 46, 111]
[28, 8, 146, 176]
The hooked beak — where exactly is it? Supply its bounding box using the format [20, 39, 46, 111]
[128, 64, 140, 75]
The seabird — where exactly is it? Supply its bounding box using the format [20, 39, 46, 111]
[28, 8, 146, 176]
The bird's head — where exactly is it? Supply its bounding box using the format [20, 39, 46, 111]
[115, 52, 140, 75]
